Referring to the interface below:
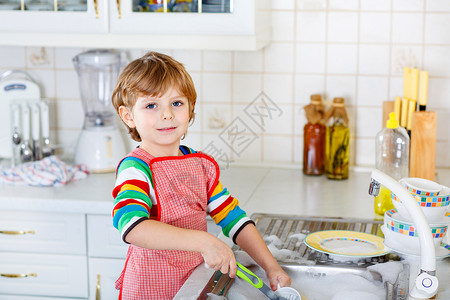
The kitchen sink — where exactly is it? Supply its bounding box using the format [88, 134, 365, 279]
[197, 214, 410, 300]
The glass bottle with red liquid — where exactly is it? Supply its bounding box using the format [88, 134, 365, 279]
[303, 95, 326, 175]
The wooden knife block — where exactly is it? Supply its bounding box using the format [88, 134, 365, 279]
[410, 111, 437, 180]
[382, 101, 395, 127]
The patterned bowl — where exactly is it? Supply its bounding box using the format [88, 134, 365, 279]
[401, 177, 442, 196]
[382, 209, 448, 256]
[392, 186, 450, 223]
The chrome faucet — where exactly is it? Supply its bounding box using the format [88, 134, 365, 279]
[369, 169, 438, 299]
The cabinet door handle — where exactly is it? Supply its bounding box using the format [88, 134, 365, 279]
[0, 273, 37, 278]
[0, 230, 35, 235]
[116, 0, 122, 19]
[96, 274, 101, 300]
[93, 0, 99, 19]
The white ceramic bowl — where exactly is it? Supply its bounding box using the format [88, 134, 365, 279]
[401, 177, 442, 196]
[391, 186, 450, 223]
[382, 209, 448, 256]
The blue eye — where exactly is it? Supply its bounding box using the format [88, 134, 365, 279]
[172, 101, 183, 107]
[146, 103, 157, 109]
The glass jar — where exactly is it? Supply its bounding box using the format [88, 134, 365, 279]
[325, 97, 349, 180]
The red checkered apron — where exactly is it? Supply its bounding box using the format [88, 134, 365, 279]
[116, 148, 219, 300]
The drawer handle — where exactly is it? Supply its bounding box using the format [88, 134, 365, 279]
[0, 230, 35, 235]
[93, 0, 99, 19]
[116, 0, 122, 19]
[96, 274, 101, 300]
[0, 273, 37, 278]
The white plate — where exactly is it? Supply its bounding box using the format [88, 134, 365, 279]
[384, 242, 450, 260]
[304, 230, 389, 258]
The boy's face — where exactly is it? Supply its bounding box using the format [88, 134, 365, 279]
[119, 87, 190, 155]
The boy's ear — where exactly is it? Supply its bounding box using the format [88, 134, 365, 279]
[119, 106, 136, 128]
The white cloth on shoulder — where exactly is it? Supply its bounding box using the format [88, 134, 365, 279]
[0, 155, 89, 186]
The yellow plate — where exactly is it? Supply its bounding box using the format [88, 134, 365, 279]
[304, 230, 388, 257]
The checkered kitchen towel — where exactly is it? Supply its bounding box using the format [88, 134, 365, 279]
[0, 155, 89, 186]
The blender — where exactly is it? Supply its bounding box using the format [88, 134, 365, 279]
[73, 49, 126, 173]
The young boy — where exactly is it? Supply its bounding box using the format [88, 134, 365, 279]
[111, 51, 291, 299]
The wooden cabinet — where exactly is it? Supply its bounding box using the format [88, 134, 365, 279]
[0, 0, 271, 50]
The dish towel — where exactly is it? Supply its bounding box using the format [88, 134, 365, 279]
[0, 155, 89, 186]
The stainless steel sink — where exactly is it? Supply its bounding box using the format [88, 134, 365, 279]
[197, 214, 410, 300]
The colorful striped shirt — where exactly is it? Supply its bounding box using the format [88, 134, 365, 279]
[112, 146, 253, 243]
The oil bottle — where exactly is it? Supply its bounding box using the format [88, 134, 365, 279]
[324, 97, 349, 180]
[374, 112, 409, 216]
[303, 94, 325, 175]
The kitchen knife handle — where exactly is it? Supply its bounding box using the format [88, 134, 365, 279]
[11, 103, 20, 129]
[0, 230, 35, 235]
[21, 104, 31, 141]
[31, 103, 40, 141]
[0, 273, 37, 278]
[40, 102, 50, 138]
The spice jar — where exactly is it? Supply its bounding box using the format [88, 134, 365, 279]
[303, 94, 325, 175]
[324, 97, 349, 180]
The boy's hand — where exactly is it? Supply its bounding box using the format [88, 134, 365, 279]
[266, 266, 291, 291]
[201, 235, 237, 278]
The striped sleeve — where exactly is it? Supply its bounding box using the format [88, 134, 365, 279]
[207, 180, 254, 243]
[112, 156, 155, 243]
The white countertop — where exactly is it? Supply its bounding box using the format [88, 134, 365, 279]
[1, 166, 448, 217]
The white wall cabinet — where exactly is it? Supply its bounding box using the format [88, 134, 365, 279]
[0, 0, 271, 51]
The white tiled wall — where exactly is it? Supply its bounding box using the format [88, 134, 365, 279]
[0, 0, 449, 169]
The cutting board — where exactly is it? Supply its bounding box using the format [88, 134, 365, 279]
[0, 78, 41, 158]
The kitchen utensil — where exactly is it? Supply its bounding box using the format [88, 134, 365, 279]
[31, 103, 41, 160]
[72, 49, 126, 173]
[39, 101, 54, 158]
[20, 104, 33, 162]
[236, 261, 279, 299]
[0, 69, 40, 159]
[11, 103, 21, 145]
[275, 283, 302, 300]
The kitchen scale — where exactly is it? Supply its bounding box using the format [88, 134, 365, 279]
[72, 49, 126, 173]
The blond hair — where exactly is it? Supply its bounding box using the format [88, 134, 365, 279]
[112, 51, 197, 141]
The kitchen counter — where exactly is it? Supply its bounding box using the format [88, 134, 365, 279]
[0, 166, 448, 299]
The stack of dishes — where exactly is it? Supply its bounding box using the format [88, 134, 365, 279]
[382, 178, 450, 258]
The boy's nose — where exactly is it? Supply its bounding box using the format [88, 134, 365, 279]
[162, 108, 174, 120]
